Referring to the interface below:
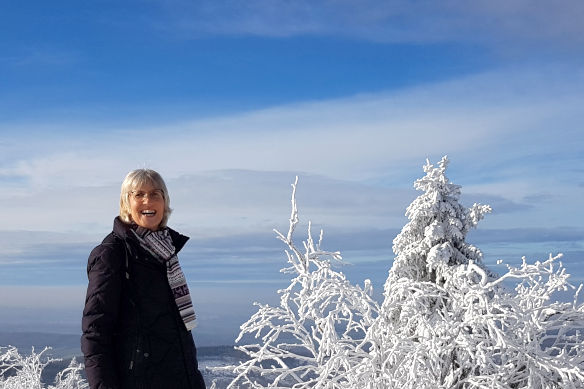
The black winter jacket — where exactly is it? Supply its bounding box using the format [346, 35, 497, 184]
[81, 217, 206, 389]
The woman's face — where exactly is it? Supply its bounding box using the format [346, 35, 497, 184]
[129, 182, 165, 230]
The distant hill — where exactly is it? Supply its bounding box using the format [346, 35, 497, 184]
[0, 331, 240, 358]
[0, 331, 81, 359]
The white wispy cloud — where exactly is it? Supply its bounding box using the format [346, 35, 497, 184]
[2, 66, 581, 190]
[0, 66, 582, 236]
[157, 0, 584, 49]
[0, 46, 82, 68]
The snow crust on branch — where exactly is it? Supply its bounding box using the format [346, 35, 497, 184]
[0, 346, 87, 389]
[220, 177, 379, 388]
[219, 157, 584, 389]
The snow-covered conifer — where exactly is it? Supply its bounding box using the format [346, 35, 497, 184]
[358, 156, 584, 389]
[389, 156, 491, 284]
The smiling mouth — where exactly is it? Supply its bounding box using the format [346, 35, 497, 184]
[141, 210, 156, 216]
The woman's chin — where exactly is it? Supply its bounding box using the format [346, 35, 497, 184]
[136, 218, 161, 230]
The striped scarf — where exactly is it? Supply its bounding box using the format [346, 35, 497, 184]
[131, 227, 197, 331]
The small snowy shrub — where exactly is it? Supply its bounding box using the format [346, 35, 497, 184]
[224, 156, 584, 389]
[224, 178, 379, 388]
[0, 346, 87, 389]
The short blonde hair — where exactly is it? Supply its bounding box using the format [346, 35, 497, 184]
[119, 169, 172, 228]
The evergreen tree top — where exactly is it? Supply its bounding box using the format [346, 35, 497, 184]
[390, 155, 491, 283]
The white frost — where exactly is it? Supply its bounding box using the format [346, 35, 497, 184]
[219, 156, 584, 389]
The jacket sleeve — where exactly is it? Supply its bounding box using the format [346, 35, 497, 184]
[81, 243, 124, 389]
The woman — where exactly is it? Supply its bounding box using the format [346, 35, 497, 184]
[81, 169, 206, 389]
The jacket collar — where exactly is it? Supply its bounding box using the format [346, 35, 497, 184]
[112, 216, 189, 253]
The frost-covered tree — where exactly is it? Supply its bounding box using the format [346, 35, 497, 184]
[222, 157, 584, 389]
[357, 156, 584, 388]
[0, 346, 87, 389]
[388, 156, 492, 284]
[222, 178, 379, 388]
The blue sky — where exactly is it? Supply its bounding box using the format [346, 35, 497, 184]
[1, 1, 583, 346]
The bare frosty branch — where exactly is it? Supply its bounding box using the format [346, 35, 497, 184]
[0, 346, 88, 389]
